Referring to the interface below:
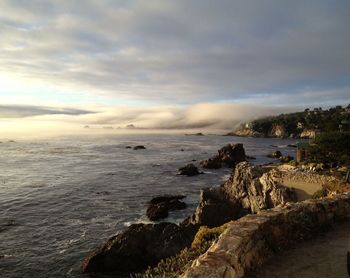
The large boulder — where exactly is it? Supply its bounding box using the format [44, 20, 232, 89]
[217, 143, 246, 167]
[200, 143, 246, 169]
[183, 187, 241, 228]
[82, 223, 196, 274]
[146, 195, 187, 221]
[178, 164, 200, 176]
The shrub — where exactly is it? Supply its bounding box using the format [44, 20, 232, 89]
[134, 222, 230, 278]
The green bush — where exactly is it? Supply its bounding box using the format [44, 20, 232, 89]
[307, 132, 350, 167]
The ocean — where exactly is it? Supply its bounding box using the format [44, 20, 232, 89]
[0, 133, 298, 277]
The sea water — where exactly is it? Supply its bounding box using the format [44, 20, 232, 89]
[0, 133, 298, 277]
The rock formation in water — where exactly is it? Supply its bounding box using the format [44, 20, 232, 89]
[82, 162, 297, 275]
[200, 143, 246, 169]
[178, 163, 200, 176]
[146, 195, 187, 221]
[82, 222, 196, 274]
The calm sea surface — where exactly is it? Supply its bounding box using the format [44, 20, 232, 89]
[0, 134, 299, 277]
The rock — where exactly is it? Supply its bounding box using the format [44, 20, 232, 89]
[178, 164, 200, 176]
[268, 124, 287, 138]
[223, 162, 297, 213]
[267, 150, 282, 158]
[146, 205, 169, 221]
[184, 187, 241, 228]
[186, 162, 297, 227]
[217, 143, 246, 167]
[125, 146, 132, 149]
[287, 144, 297, 148]
[280, 155, 293, 163]
[200, 155, 222, 169]
[300, 128, 317, 139]
[146, 195, 187, 221]
[82, 223, 196, 274]
[133, 145, 146, 150]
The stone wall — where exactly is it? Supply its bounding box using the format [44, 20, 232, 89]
[182, 194, 350, 278]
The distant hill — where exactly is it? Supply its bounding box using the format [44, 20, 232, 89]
[229, 104, 350, 138]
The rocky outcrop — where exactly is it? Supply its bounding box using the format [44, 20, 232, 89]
[183, 187, 241, 228]
[82, 222, 196, 275]
[223, 162, 297, 213]
[178, 164, 200, 176]
[146, 195, 187, 221]
[186, 162, 297, 228]
[182, 193, 350, 278]
[300, 128, 317, 139]
[200, 144, 246, 169]
[268, 124, 287, 138]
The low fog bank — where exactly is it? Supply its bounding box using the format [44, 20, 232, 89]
[0, 103, 296, 139]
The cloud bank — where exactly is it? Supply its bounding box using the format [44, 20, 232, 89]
[0, 103, 296, 138]
[0, 0, 349, 106]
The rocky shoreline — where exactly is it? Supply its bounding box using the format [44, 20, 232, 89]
[81, 143, 303, 276]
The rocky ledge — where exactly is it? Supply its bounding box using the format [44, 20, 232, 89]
[182, 193, 350, 278]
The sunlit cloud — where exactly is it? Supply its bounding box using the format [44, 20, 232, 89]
[0, 0, 349, 106]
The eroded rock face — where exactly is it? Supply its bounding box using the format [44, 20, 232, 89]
[269, 124, 287, 138]
[82, 223, 196, 274]
[187, 162, 297, 227]
[184, 187, 240, 228]
[223, 162, 297, 213]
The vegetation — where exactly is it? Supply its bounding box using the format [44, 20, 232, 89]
[312, 187, 328, 199]
[249, 104, 350, 137]
[134, 222, 230, 278]
[307, 132, 350, 167]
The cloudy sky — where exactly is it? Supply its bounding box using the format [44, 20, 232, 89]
[0, 0, 349, 136]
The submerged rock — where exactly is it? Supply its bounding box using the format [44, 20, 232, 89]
[280, 155, 294, 163]
[178, 164, 200, 176]
[146, 195, 187, 221]
[133, 145, 146, 150]
[82, 223, 196, 274]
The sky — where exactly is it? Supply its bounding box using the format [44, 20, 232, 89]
[0, 0, 350, 137]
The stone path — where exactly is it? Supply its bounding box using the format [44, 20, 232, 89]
[253, 220, 350, 278]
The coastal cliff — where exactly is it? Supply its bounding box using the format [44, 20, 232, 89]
[228, 104, 350, 138]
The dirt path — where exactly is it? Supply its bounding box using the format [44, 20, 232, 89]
[253, 220, 350, 278]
